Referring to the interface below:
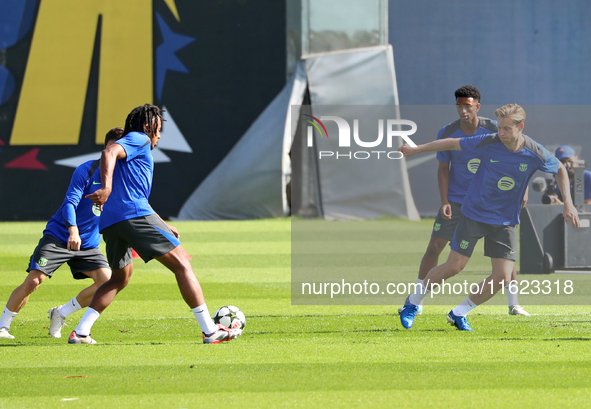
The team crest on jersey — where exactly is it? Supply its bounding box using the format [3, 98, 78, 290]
[467, 158, 481, 174]
[519, 163, 528, 172]
[497, 177, 515, 191]
[434, 223, 441, 231]
[38, 257, 48, 267]
[460, 240, 469, 250]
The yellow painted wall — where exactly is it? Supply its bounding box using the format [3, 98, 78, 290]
[11, 0, 153, 145]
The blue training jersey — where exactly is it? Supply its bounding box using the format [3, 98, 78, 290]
[436, 117, 498, 204]
[44, 160, 103, 249]
[459, 134, 560, 225]
[99, 132, 155, 231]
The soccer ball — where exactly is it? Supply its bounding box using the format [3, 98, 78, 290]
[213, 305, 245, 330]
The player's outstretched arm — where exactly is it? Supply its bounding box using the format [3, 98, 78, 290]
[85, 143, 127, 207]
[398, 138, 461, 158]
[555, 163, 580, 227]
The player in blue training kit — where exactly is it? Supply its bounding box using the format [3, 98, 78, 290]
[398, 104, 580, 331]
[398, 85, 529, 318]
[549, 145, 591, 205]
[0, 128, 123, 340]
[69, 104, 241, 345]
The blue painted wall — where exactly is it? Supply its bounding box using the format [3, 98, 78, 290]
[389, 0, 591, 105]
[389, 0, 591, 214]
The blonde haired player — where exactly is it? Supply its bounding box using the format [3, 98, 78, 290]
[398, 104, 579, 331]
[398, 86, 530, 318]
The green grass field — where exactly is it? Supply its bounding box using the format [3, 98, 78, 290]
[1, 219, 591, 408]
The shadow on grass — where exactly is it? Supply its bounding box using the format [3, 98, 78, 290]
[542, 337, 591, 341]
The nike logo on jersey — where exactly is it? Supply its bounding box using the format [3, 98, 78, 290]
[92, 181, 101, 185]
[490, 159, 500, 163]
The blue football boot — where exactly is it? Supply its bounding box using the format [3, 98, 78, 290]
[398, 305, 423, 315]
[399, 299, 420, 329]
[447, 310, 474, 331]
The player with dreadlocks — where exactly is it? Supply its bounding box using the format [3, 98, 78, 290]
[68, 104, 242, 344]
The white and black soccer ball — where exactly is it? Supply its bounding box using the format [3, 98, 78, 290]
[213, 305, 246, 330]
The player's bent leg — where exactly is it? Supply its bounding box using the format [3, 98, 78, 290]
[157, 246, 204, 309]
[448, 259, 513, 331]
[400, 251, 470, 329]
[510, 265, 518, 284]
[398, 237, 449, 316]
[88, 265, 133, 313]
[48, 268, 112, 338]
[423, 250, 470, 292]
[6, 270, 47, 313]
[469, 258, 514, 306]
[2, 271, 47, 338]
[418, 236, 449, 280]
[69, 266, 132, 344]
[156, 246, 242, 343]
[75, 268, 112, 308]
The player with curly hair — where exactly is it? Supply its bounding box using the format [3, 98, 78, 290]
[69, 104, 241, 344]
